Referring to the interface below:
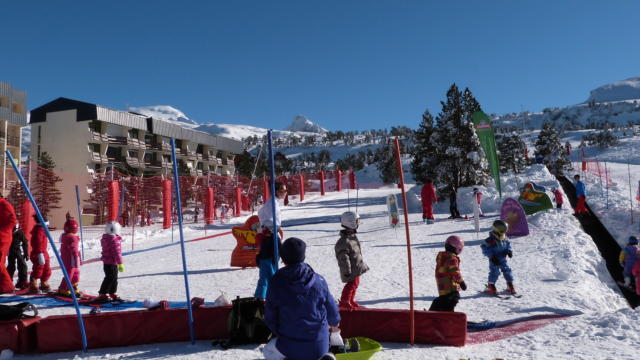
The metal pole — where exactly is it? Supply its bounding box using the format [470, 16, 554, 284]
[604, 161, 609, 210]
[267, 130, 279, 267]
[628, 158, 634, 224]
[392, 138, 415, 345]
[74, 185, 85, 262]
[170, 139, 196, 344]
[6, 151, 88, 352]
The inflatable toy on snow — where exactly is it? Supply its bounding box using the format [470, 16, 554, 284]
[230, 215, 261, 268]
[500, 198, 529, 237]
[518, 182, 553, 215]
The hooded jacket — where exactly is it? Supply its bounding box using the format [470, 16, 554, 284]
[265, 262, 340, 360]
[335, 229, 369, 283]
[481, 231, 512, 261]
[100, 234, 123, 265]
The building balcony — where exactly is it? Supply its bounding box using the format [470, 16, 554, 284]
[6, 135, 20, 148]
[195, 169, 203, 176]
[90, 152, 109, 164]
[89, 131, 109, 143]
[108, 136, 145, 149]
[125, 157, 142, 168]
[146, 142, 171, 151]
[180, 149, 197, 158]
[196, 153, 203, 161]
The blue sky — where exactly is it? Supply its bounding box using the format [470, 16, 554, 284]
[1, 1, 638, 131]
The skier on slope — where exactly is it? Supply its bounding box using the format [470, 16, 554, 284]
[552, 187, 564, 209]
[29, 215, 51, 293]
[429, 235, 466, 312]
[420, 180, 438, 224]
[57, 218, 82, 297]
[619, 236, 638, 290]
[7, 224, 29, 290]
[481, 220, 517, 295]
[335, 211, 369, 309]
[254, 181, 286, 299]
[96, 222, 124, 303]
[472, 188, 484, 217]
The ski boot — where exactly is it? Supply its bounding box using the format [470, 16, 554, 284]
[57, 288, 72, 297]
[485, 283, 497, 295]
[15, 281, 29, 290]
[93, 294, 110, 304]
[109, 293, 124, 302]
[28, 279, 39, 294]
[39, 281, 51, 293]
[73, 283, 82, 296]
[506, 282, 516, 294]
[319, 353, 337, 360]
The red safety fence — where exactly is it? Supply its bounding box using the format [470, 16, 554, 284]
[576, 159, 614, 186]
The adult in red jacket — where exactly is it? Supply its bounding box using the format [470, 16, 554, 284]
[29, 216, 51, 293]
[421, 180, 438, 221]
[0, 194, 18, 293]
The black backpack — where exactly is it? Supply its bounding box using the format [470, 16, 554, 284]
[213, 296, 272, 349]
[0, 302, 38, 321]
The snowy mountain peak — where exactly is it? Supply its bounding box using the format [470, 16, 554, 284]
[128, 105, 199, 127]
[586, 76, 640, 103]
[285, 115, 327, 134]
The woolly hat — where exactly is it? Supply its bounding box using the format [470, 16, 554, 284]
[280, 237, 306, 265]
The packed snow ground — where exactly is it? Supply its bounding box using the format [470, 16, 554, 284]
[8, 165, 640, 360]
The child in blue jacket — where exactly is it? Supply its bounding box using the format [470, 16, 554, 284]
[263, 237, 340, 360]
[481, 220, 517, 294]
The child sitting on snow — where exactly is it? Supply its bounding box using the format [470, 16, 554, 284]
[96, 221, 124, 303]
[429, 235, 466, 312]
[619, 236, 638, 290]
[335, 211, 369, 309]
[57, 218, 82, 296]
[481, 220, 517, 295]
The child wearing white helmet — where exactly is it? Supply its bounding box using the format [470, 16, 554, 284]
[96, 221, 124, 303]
[334, 211, 369, 309]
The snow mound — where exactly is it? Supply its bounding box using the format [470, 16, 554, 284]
[586, 77, 640, 103]
[285, 115, 327, 134]
[128, 105, 199, 127]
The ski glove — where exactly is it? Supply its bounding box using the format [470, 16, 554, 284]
[490, 256, 500, 265]
[459, 281, 467, 291]
[507, 250, 513, 258]
[118, 264, 125, 273]
[38, 253, 45, 265]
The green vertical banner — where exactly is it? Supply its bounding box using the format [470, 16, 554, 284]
[472, 111, 502, 198]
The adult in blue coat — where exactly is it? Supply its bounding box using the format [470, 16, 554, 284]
[481, 220, 516, 294]
[573, 174, 588, 214]
[263, 237, 341, 360]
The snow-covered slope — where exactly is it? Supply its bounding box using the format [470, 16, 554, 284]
[587, 77, 640, 103]
[128, 105, 199, 128]
[285, 114, 327, 134]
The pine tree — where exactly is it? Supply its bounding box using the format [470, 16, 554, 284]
[410, 109, 437, 184]
[38, 152, 56, 169]
[234, 150, 256, 178]
[496, 134, 528, 173]
[534, 122, 571, 175]
[32, 166, 62, 218]
[430, 84, 490, 190]
[377, 139, 399, 184]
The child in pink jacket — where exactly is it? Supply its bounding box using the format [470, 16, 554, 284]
[632, 253, 640, 296]
[96, 222, 124, 302]
[57, 219, 81, 296]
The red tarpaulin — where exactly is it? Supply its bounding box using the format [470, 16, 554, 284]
[20, 199, 35, 253]
[107, 180, 120, 222]
[299, 174, 305, 201]
[162, 180, 172, 229]
[234, 187, 242, 216]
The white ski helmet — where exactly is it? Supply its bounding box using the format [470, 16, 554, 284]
[105, 221, 122, 236]
[340, 211, 360, 230]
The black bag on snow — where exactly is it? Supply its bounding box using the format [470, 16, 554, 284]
[0, 302, 38, 321]
[213, 296, 272, 349]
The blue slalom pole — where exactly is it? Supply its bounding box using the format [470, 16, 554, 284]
[74, 185, 85, 262]
[170, 139, 196, 345]
[267, 130, 279, 267]
[5, 151, 88, 352]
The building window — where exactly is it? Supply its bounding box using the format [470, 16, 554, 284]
[12, 102, 25, 115]
[89, 143, 100, 153]
[128, 150, 138, 158]
[37, 126, 41, 144]
[89, 121, 101, 133]
[128, 129, 139, 139]
[106, 146, 121, 160]
[0, 96, 8, 108]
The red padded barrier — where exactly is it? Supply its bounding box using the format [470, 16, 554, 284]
[349, 171, 357, 190]
[204, 187, 214, 225]
[162, 180, 172, 229]
[107, 180, 120, 222]
[338, 308, 466, 346]
[299, 174, 305, 201]
[320, 170, 325, 195]
[35, 306, 231, 353]
[234, 187, 242, 216]
[336, 170, 342, 191]
[0, 317, 40, 353]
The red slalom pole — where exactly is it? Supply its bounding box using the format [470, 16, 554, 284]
[393, 137, 415, 345]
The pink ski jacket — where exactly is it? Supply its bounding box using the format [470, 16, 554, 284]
[100, 234, 123, 265]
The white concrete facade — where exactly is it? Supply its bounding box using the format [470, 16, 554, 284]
[0, 82, 27, 196]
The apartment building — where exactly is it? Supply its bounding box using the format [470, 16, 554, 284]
[0, 82, 27, 196]
[29, 97, 243, 225]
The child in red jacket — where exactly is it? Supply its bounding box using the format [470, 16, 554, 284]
[429, 235, 466, 312]
[57, 219, 82, 296]
[96, 222, 124, 303]
[29, 215, 51, 293]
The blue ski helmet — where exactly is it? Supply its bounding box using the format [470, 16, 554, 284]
[629, 236, 638, 245]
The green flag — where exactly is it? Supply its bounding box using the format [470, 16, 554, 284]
[472, 111, 502, 198]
